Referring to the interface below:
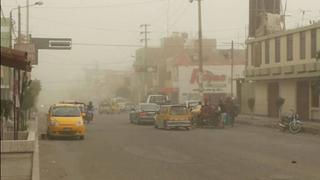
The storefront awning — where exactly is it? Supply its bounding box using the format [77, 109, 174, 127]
[0, 47, 31, 72]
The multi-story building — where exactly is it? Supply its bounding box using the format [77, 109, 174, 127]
[1, 17, 12, 102]
[165, 48, 246, 104]
[241, 23, 320, 121]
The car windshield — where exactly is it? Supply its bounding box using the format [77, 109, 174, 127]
[140, 104, 159, 111]
[52, 106, 81, 117]
[170, 106, 187, 115]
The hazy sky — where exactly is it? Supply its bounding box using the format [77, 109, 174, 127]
[1, 0, 320, 104]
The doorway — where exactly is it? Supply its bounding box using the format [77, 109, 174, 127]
[297, 81, 310, 120]
[268, 82, 279, 117]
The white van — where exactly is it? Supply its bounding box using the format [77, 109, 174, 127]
[146, 95, 169, 105]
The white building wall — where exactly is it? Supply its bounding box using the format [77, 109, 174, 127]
[178, 65, 245, 103]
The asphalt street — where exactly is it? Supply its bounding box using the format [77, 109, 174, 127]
[40, 113, 320, 180]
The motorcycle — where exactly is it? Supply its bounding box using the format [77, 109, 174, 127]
[279, 110, 303, 134]
[85, 110, 94, 124]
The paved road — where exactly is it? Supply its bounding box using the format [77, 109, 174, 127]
[40, 113, 320, 180]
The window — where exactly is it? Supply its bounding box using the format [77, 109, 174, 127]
[287, 34, 293, 61]
[311, 81, 320, 108]
[170, 106, 187, 115]
[251, 42, 262, 67]
[311, 29, 317, 58]
[300, 31, 306, 59]
[275, 37, 280, 63]
[265, 39, 270, 64]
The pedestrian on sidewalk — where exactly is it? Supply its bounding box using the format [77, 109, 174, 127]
[225, 97, 238, 127]
[218, 98, 226, 127]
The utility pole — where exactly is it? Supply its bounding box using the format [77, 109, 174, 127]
[26, 0, 29, 42]
[140, 24, 150, 101]
[9, 11, 13, 48]
[231, 40, 234, 97]
[190, 0, 204, 102]
[18, 6, 21, 44]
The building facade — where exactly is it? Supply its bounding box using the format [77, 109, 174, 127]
[241, 23, 320, 121]
[164, 49, 246, 104]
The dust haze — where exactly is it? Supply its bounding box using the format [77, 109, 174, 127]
[2, 0, 319, 108]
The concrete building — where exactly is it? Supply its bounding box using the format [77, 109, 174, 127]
[164, 48, 246, 104]
[1, 17, 12, 102]
[241, 23, 320, 121]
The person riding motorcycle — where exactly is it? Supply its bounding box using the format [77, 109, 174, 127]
[85, 101, 94, 123]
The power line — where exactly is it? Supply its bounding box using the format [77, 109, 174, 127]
[72, 43, 142, 48]
[27, 0, 167, 9]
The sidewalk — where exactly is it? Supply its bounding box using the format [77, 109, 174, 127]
[236, 114, 320, 135]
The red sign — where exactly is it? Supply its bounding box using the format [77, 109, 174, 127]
[190, 68, 226, 85]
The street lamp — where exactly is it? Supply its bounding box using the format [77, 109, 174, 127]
[9, 1, 43, 47]
[27, 1, 44, 42]
[189, 0, 204, 102]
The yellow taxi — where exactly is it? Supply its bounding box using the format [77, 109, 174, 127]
[60, 100, 87, 117]
[155, 105, 192, 130]
[47, 104, 86, 140]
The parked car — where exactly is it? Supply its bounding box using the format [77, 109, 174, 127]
[155, 105, 192, 130]
[47, 104, 85, 140]
[129, 103, 160, 124]
[98, 102, 112, 114]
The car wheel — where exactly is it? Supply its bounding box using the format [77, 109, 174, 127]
[163, 121, 168, 130]
[47, 131, 52, 140]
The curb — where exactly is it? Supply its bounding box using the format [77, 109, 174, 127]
[236, 119, 320, 135]
[31, 116, 40, 180]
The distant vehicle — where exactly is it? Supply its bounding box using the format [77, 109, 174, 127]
[111, 97, 127, 112]
[47, 104, 85, 140]
[98, 102, 112, 114]
[146, 95, 169, 105]
[129, 103, 160, 125]
[124, 102, 135, 111]
[154, 105, 192, 130]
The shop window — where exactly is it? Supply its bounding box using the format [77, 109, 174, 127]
[265, 39, 270, 64]
[311, 81, 320, 108]
[300, 31, 306, 59]
[287, 34, 293, 61]
[311, 29, 317, 58]
[275, 37, 281, 63]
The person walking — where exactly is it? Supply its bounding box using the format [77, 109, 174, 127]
[218, 98, 226, 128]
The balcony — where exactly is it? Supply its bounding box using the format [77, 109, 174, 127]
[245, 62, 320, 80]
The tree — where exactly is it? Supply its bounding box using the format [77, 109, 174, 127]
[248, 98, 255, 120]
[20, 79, 41, 130]
[276, 97, 285, 121]
[21, 80, 41, 111]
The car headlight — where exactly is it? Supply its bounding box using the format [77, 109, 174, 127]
[76, 121, 84, 126]
[49, 119, 59, 126]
